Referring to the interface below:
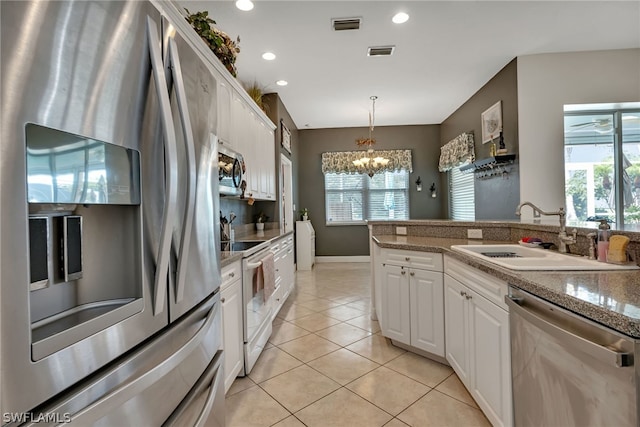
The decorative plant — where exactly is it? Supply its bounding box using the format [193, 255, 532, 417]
[254, 212, 269, 223]
[243, 81, 269, 113]
[185, 9, 240, 77]
[299, 208, 309, 220]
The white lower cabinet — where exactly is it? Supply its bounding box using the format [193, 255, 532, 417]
[221, 261, 243, 395]
[444, 255, 512, 427]
[379, 249, 445, 357]
[271, 235, 295, 319]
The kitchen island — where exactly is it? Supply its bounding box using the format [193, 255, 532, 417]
[373, 234, 640, 337]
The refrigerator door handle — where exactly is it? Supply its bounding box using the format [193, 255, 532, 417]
[147, 16, 178, 315]
[506, 295, 633, 368]
[163, 350, 224, 426]
[70, 301, 220, 424]
[194, 360, 223, 427]
[167, 37, 197, 304]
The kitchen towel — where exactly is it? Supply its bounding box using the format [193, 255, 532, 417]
[259, 252, 276, 302]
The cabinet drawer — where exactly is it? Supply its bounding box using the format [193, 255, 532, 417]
[444, 255, 508, 311]
[382, 248, 443, 271]
[221, 260, 242, 290]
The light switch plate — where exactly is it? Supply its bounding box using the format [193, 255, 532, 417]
[396, 226, 407, 235]
[467, 229, 483, 239]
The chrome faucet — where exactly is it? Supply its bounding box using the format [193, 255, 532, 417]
[515, 201, 577, 253]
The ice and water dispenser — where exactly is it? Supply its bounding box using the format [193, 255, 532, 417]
[26, 124, 143, 359]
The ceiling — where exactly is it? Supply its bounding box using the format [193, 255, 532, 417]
[179, 1, 640, 130]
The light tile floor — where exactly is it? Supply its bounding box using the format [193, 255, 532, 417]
[225, 263, 490, 427]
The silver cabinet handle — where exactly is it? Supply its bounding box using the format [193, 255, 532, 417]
[221, 297, 226, 303]
[147, 16, 178, 316]
[506, 295, 633, 368]
[465, 295, 472, 300]
[460, 291, 467, 297]
[405, 257, 411, 261]
[401, 271, 406, 275]
[410, 272, 415, 276]
[229, 272, 235, 278]
[167, 38, 197, 304]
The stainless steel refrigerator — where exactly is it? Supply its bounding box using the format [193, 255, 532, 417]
[1, 1, 224, 424]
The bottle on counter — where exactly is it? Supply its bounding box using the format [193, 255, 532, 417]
[597, 219, 610, 262]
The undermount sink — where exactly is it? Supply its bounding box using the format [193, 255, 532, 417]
[450, 244, 639, 271]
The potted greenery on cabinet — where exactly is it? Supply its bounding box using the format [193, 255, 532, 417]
[185, 9, 240, 77]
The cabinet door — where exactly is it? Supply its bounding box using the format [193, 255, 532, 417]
[263, 125, 276, 200]
[469, 290, 512, 427]
[380, 264, 410, 345]
[444, 275, 470, 386]
[222, 278, 244, 394]
[409, 269, 445, 356]
[246, 111, 261, 198]
[217, 80, 232, 147]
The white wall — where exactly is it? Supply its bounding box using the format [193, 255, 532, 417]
[517, 48, 640, 218]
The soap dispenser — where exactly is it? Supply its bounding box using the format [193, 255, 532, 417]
[597, 219, 610, 262]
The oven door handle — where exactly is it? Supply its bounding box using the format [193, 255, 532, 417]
[166, 37, 196, 304]
[506, 295, 633, 368]
[147, 16, 178, 316]
[246, 260, 263, 269]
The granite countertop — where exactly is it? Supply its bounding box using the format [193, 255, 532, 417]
[220, 229, 294, 267]
[373, 235, 640, 338]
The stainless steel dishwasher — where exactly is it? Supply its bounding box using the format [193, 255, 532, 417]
[506, 286, 638, 426]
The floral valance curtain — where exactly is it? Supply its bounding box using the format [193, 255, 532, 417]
[321, 149, 413, 175]
[438, 132, 475, 172]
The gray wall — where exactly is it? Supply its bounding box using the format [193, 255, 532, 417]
[298, 125, 441, 256]
[440, 58, 520, 220]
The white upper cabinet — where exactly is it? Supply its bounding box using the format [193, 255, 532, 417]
[217, 80, 233, 148]
[211, 61, 275, 201]
[220, 89, 275, 201]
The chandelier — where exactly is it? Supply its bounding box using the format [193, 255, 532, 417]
[353, 96, 389, 177]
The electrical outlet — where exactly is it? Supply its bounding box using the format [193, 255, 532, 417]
[467, 229, 483, 239]
[396, 226, 407, 236]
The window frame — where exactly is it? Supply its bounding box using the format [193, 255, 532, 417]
[564, 108, 640, 228]
[324, 170, 410, 225]
[449, 166, 475, 221]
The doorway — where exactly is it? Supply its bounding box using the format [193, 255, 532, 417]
[280, 154, 294, 233]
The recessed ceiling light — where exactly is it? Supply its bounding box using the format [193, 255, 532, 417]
[235, 0, 254, 11]
[392, 12, 409, 24]
[276, 80, 288, 86]
[262, 52, 276, 61]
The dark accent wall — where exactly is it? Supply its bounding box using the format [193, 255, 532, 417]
[440, 58, 520, 220]
[298, 125, 441, 256]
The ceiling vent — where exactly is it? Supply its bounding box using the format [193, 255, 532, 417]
[367, 46, 395, 57]
[332, 17, 361, 31]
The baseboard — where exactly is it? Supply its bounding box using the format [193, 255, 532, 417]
[314, 256, 370, 263]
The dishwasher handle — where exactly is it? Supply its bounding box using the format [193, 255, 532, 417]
[506, 295, 634, 368]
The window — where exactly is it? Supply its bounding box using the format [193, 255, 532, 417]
[564, 106, 640, 229]
[449, 167, 475, 220]
[325, 170, 409, 224]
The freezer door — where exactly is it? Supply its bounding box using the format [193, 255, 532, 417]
[21, 295, 222, 427]
[162, 16, 222, 322]
[1, 1, 173, 416]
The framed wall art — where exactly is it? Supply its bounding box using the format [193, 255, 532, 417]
[281, 119, 291, 154]
[481, 101, 502, 144]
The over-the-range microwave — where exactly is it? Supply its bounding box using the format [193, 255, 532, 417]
[218, 145, 244, 196]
